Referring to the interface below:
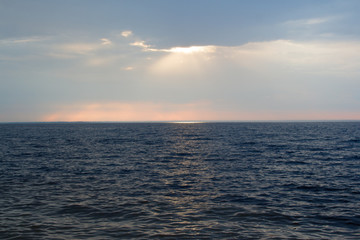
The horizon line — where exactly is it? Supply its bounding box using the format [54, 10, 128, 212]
[1, 119, 360, 124]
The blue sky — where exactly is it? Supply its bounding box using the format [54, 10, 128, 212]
[1, 0, 360, 121]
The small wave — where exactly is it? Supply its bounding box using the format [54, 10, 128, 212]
[346, 138, 360, 143]
[57, 204, 148, 220]
[172, 152, 193, 157]
[98, 138, 133, 144]
[193, 137, 212, 141]
[285, 160, 308, 165]
[213, 194, 260, 204]
[295, 185, 348, 192]
[319, 215, 360, 227]
[57, 204, 96, 214]
[231, 210, 298, 223]
[2, 122, 360, 239]
[347, 155, 360, 160]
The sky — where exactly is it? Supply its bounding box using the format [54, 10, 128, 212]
[1, 0, 360, 122]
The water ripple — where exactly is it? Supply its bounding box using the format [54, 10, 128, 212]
[0, 122, 360, 239]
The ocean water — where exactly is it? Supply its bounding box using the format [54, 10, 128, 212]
[0, 122, 359, 239]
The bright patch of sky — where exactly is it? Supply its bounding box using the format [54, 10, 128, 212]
[1, 0, 360, 121]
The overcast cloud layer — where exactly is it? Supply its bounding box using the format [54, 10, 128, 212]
[1, 0, 360, 121]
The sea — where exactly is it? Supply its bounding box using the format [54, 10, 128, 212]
[0, 122, 359, 239]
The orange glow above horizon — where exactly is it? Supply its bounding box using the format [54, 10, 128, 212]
[42, 102, 218, 122]
[40, 101, 360, 122]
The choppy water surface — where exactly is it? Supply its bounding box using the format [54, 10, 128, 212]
[1, 122, 359, 239]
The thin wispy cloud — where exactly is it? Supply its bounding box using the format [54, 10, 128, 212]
[284, 17, 333, 26]
[4, 32, 360, 74]
[123, 66, 134, 71]
[59, 43, 97, 55]
[48, 38, 114, 59]
[0, 36, 50, 45]
[282, 16, 342, 40]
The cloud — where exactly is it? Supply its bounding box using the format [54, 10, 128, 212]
[121, 30, 133, 38]
[148, 40, 360, 76]
[85, 56, 118, 66]
[59, 43, 97, 55]
[69, 39, 112, 52]
[49, 38, 114, 59]
[0, 36, 50, 45]
[130, 41, 152, 50]
[123, 66, 134, 71]
[9, 33, 360, 77]
[236, 40, 360, 72]
[165, 46, 216, 54]
[282, 16, 341, 40]
[149, 46, 216, 76]
[142, 39, 360, 115]
[129, 40, 216, 54]
[44, 32, 360, 74]
[6, 34, 358, 122]
[284, 17, 332, 26]
[101, 38, 112, 45]
[0, 36, 52, 61]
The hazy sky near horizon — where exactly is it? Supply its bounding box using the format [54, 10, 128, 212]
[1, 0, 360, 121]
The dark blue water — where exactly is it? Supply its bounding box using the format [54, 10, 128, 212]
[1, 122, 359, 239]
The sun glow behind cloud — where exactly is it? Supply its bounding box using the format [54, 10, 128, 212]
[165, 46, 216, 54]
[147, 39, 360, 78]
[149, 47, 215, 76]
[42, 31, 360, 76]
[2, 30, 360, 121]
